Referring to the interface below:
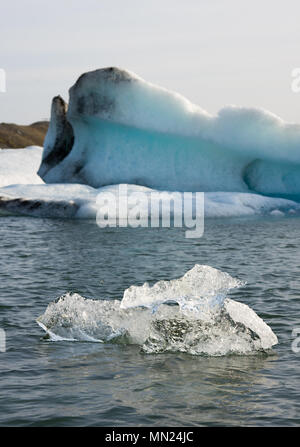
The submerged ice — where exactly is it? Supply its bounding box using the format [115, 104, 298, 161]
[38, 67, 300, 199]
[37, 265, 278, 356]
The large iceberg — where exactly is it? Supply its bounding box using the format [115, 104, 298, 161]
[2, 69, 300, 220]
[38, 67, 300, 199]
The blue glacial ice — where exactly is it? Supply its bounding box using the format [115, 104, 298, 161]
[38, 67, 300, 199]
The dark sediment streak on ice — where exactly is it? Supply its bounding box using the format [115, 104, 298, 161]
[0, 195, 78, 217]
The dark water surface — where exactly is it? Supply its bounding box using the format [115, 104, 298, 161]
[0, 216, 299, 426]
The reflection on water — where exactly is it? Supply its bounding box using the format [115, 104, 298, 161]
[30, 340, 280, 426]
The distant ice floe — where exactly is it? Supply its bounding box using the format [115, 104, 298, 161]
[37, 265, 278, 356]
[1, 180, 300, 219]
[0, 146, 43, 187]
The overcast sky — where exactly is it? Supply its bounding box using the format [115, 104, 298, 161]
[0, 0, 300, 124]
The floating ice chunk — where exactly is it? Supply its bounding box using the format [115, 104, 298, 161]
[37, 266, 278, 356]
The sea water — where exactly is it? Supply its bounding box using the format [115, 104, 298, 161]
[0, 215, 299, 426]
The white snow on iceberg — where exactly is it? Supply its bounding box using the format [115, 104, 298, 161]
[0, 146, 43, 187]
[36, 265, 278, 356]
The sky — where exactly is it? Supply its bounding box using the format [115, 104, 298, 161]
[0, 0, 300, 124]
